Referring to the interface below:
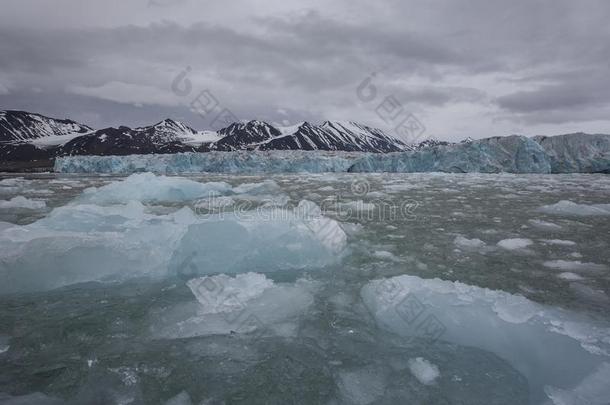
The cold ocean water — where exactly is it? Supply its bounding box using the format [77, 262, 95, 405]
[0, 172, 609, 404]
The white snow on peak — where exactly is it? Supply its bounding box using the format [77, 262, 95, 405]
[276, 122, 305, 136]
[182, 130, 222, 145]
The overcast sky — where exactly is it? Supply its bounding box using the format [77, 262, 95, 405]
[1, 0, 609, 141]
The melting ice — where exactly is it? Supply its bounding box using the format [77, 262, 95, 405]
[0, 172, 609, 404]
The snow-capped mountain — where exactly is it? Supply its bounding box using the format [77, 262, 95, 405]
[135, 119, 222, 146]
[256, 121, 407, 153]
[0, 111, 415, 159]
[212, 120, 281, 150]
[0, 110, 93, 145]
[59, 126, 197, 156]
[0, 110, 468, 171]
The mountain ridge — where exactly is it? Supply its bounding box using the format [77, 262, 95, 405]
[0, 110, 421, 161]
[1, 110, 609, 174]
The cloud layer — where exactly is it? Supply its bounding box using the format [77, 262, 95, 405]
[1, 0, 609, 141]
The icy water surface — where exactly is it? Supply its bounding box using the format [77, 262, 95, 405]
[0, 172, 609, 404]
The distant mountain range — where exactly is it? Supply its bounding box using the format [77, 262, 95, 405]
[1, 110, 608, 174]
[0, 110, 452, 170]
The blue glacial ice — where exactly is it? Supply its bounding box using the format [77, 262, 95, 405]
[151, 273, 317, 339]
[0, 174, 347, 294]
[533, 133, 610, 173]
[55, 150, 361, 174]
[78, 172, 233, 204]
[348, 135, 552, 173]
[54, 134, 610, 174]
[361, 274, 610, 404]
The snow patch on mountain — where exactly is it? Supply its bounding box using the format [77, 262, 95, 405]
[0, 110, 93, 146]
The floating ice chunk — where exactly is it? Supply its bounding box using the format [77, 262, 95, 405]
[0, 335, 9, 354]
[0, 199, 345, 294]
[154, 274, 316, 338]
[0, 196, 46, 210]
[337, 367, 387, 405]
[187, 273, 274, 314]
[232, 180, 281, 194]
[0, 178, 25, 187]
[528, 219, 563, 231]
[372, 250, 401, 262]
[407, 357, 440, 385]
[193, 196, 235, 211]
[296, 200, 347, 254]
[453, 235, 486, 249]
[79, 172, 232, 204]
[164, 391, 193, 405]
[24, 188, 53, 196]
[543, 260, 609, 272]
[492, 294, 541, 323]
[366, 191, 386, 198]
[541, 239, 577, 246]
[497, 238, 533, 250]
[569, 284, 610, 305]
[339, 200, 376, 211]
[361, 274, 610, 402]
[539, 200, 610, 216]
[558, 272, 585, 281]
[544, 362, 610, 405]
[0, 392, 63, 405]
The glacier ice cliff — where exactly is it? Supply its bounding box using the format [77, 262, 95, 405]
[55, 150, 361, 174]
[348, 135, 551, 173]
[54, 134, 610, 174]
[533, 133, 610, 173]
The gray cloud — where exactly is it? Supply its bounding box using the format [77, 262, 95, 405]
[0, 0, 609, 140]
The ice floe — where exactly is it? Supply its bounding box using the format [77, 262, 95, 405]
[0, 196, 46, 210]
[497, 238, 533, 250]
[540, 239, 577, 246]
[153, 273, 316, 339]
[528, 219, 563, 231]
[544, 362, 610, 405]
[407, 357, 440, 385]
[361, 274, 610, 402]
[557, 272, 585, 281]
[372, 250, 401, 262]
[539, 200, 610, 216]
[0, 196, 346, 293]
[337, 367, 387, 405]
[0, 392, 63, 405]
[164, 391, 193, 405]
[453, 235, 486, 250]
[78, 172, 232, 204]
[543, 260, 609, 272]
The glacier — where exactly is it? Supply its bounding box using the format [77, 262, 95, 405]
[55, 150, 361, 174]
[348, 135, 552, 173]
[54, 133, 610, 174]
[533, 133, 610, 173]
